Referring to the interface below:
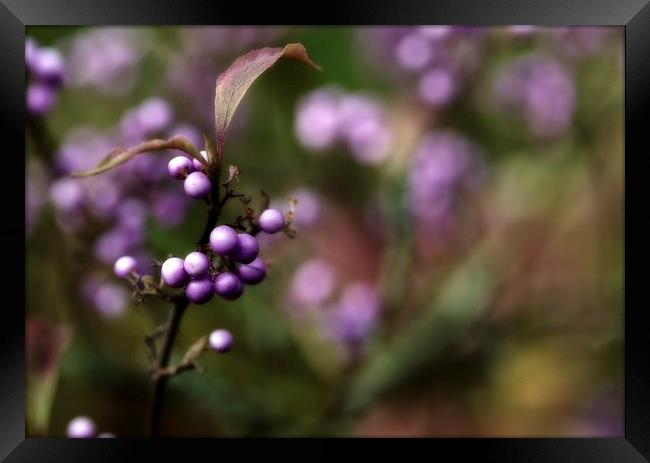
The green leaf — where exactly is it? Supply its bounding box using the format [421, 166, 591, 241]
[214, 43, 320, 155]
[70, 135, 205, 178]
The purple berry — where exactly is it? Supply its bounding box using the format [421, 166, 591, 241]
[185, 276, 214, 304]
[167, 156, 194, 179]
[161, 257, 188, 288]
[236, 257, 266, 285]
[232, 233, 259, 264]
[183, 171, 211, 199]
[193, 150, 209, 171]
[209, 225, 238, 255]
[258, 208, 286, 234]
[184, 251, 210, 277]
[67, 416, 96, 438]
[214, 272, 244, 300]
[114, 255, 137, 278]
[209, 329, 234, 353]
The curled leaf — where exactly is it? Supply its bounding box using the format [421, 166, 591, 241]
[71, 136, 205, 177]
[214, 43, 320, 153]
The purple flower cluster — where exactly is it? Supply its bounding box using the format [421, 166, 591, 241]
[286, 259, 381, 355]
[42, 99, 203, 317]
[408, 131, 485, 233]
[294, 87, 392, 164]
[357, 27, 485, 109]
[493, 54, 575, 138]
[323, 282, 381, 348]
[65, 28, 149, 95]
[80, 274, 129, 319]
[26, 38, 65, 116]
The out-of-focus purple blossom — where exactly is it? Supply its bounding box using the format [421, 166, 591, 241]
[29, 47, 65, 85]
[80, 274, 128, 318]
[525, 60, 575, 138]
[408, 131, 484, 232]
[115, 198, 148, 231]
[294, 87, 392, 164]
[93, 226, 144, 266]
[84, 177, 122, 220]
[289, 188, 322, 230]
[395, 33, 433, 70]
[325, 283, 381, 346]
[151, 189, 189, 228]
[25, 38, 65, 116]
[493, 54, 575, 138]
[49, 178, 85, 214]
[92, 282, 129, 318]
[120, 97, 174, 143]
[294, 88, 342, 152]
[66, 28, 148, 95]
[136, 98, 174, 135]
[55, 127, 117, 175]
[287, 259, 337, 311]
[338, 95, 392, 164]
[26, 83, 56, 116]
[418, 67, 456, 107]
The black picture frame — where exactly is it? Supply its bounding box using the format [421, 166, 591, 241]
[6, 0, 649, 460]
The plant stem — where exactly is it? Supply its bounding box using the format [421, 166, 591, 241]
[147, 296, 189, 437]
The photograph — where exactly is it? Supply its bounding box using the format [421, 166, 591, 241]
[25, 25, 624, 438]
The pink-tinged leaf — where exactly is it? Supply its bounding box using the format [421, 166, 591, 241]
[214, 43, 320, 153]
[70, 135, 205, 177]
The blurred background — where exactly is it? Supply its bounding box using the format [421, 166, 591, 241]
[25, 26, 623, 437]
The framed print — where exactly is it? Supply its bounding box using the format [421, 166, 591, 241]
[4, 0, 650, 460]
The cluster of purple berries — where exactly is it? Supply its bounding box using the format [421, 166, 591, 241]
[26, 38, 65, 116]
[294, 87, 392, 165]
[115, 210, 286, 304]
